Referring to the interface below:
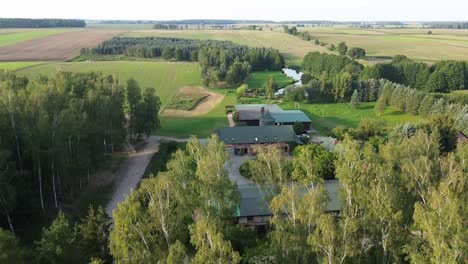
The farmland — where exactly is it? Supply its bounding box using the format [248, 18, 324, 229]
[0, 30, 124, 61]
[245, 71, 294, 89]
[17, 61, 202, 106]
[0, 29, 70, 47]
[294, 27, 468, 61]
[0, 61, 46, 70]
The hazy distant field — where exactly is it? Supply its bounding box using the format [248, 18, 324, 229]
[295, 27, 468, 61]
[0, 29, 70, 47]
[17, 61, 202, 106]
[0, 61, 46, 70]
[125, 29, 330, 64]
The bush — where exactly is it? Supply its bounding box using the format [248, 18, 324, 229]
[293, 122, 305, 135]
[348, 47, 366, 59]
[239, 160, 254, 179]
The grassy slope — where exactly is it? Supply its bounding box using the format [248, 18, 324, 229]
[0, 61, 46, 71]
[280, 101, 421, 134]
[296, 27, 468, 61]
[157, 89, 236, 138]
[245, 71, 294, 89]
[124, 29, 330, 64]
[0, 29, 70, 47]
[17, 61, 202, 106]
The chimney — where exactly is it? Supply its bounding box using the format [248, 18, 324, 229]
[260, 107, 265, 126]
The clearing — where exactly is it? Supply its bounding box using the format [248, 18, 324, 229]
[17, 61, 202, 106]
[0, 30, 125, 61]
[245, 71, 294, 89]
[163, 86, 224, 116]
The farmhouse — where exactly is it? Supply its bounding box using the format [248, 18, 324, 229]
[216, 125, 298, 155]
[236, 180, 341, 229]
[234, 104, 312, 130]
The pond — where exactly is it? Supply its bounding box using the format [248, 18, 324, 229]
[282, 68, 304, 86]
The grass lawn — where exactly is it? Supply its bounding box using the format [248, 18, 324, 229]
[157, 88, 236, 138]
[0, 29, 70, 47]
[245, 71, 295, 89]
[280, 101, 422, 133]
[0, 61, 46, 71]
[451, 89, 468, 95]
[17, 61, 202, 107]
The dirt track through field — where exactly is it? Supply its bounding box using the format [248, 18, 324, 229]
[162, 86, 224, 117]
[0, 30, 125, 61]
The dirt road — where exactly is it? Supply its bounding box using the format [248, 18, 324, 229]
[105, 136, 190, 217]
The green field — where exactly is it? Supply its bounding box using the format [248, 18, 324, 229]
[281, 101, 422, 133]
[0, 29, 70, 47]
[294, 27, 468, 62]
[157, 89, 236, 138]
[17, 61, 202, 107]
[245, 71, 294, 89]
[0, 61, 46, 71]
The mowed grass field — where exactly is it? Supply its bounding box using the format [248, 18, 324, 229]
[124, 29, 330, 64]
[0, 61, 46, 71]
[0, 29, 70, 47]
[245, 71, 294, 89]
[295, 27, 468, 62]
[17, 61, 202, 106]
[280, 101, 422, 134]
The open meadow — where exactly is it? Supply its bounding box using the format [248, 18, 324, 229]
[17, 61, 202, 106]
[295, 26, 468, 62]
[0, 61, 47, 70]
[245, 71, 294, 89]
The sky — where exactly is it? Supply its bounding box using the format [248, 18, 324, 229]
[1, 0, 467, 21]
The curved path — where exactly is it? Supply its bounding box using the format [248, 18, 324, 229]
[105, 136, 189, 217]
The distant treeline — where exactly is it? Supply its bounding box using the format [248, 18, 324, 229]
[425, 22, 468, 29]
[153, 24, 181, 30]
[0, 18, 86, 28]
[302, 52, 468, 93]
[89, 37, 285, 86]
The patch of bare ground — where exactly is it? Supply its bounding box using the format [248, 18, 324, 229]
[0, 29, 126, 61]
[163, 86, 224, 117]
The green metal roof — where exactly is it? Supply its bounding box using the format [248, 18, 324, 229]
[236, 180, 341, 217]
[234, 104, 283, 112]
[216, 125, 297, 145]
[270, 110, 311, 123]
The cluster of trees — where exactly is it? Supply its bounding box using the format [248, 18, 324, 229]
[425, 22, 468, 29]
[152, 24, 183, 30]
[0, 72, 160, 240]
[91, 37, 284, 86]
[110, 136, 240, 263]
[0, 205, 112, 263]
[361, 56, 468, 92]
[0, 18, 85, 28]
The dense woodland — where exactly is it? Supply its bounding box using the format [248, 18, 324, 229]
[0, 71, 160, 262]
[302, 52, 468, 93]
[3, 122, 464, 263]
[89, 37, 284, 86]
[0, 18, 86, 28]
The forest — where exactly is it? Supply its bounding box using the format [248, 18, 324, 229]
[0, 18, 86, 28]
[0, 71, 160, 256]
[89, 37, 285, 86]
[302, 52, 468, 93]
[2, 119, 464, 263]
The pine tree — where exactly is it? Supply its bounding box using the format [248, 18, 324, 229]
[350, 89, 360, 109]
[375, 96, 386, 116]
